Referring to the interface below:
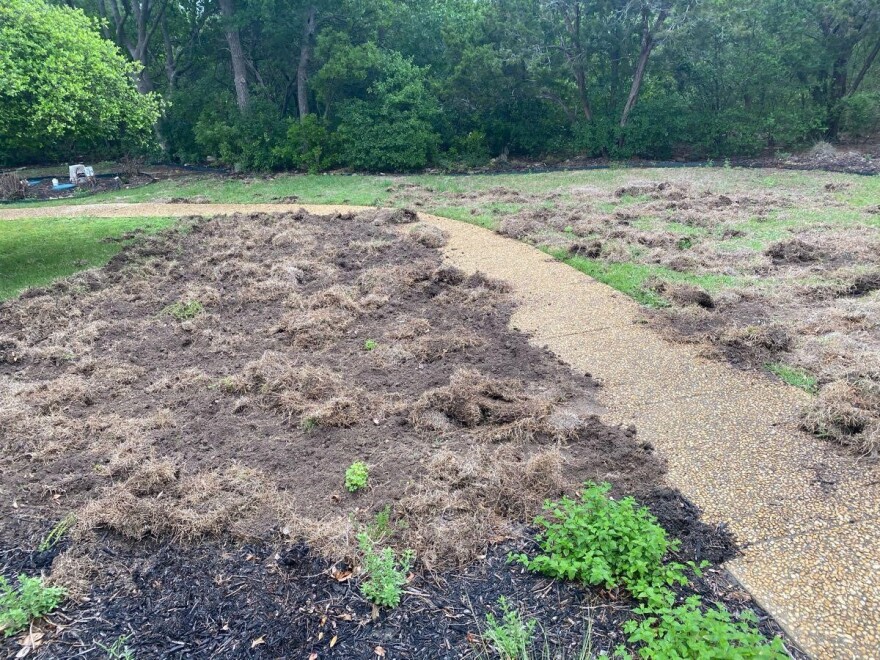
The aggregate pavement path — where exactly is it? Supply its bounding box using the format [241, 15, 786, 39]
[3, 203, 879, 658]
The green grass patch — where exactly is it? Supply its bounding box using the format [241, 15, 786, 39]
[766, 363, 818, 394]
[432, 205, 498, 230]
[0, 215, 175, 300]
[544, 248, 739, 307]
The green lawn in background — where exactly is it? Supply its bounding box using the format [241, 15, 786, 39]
[0, 216, 174, 300]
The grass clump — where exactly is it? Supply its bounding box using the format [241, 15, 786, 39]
[483, 596, 537, 660]
[98, 634, 136, 659]
[162, 299, 204, 321]
[766, 363, 818, 394]
[619, 596, 786, 659]
[345, 461, 369, 492]
[38, 513, 76, 552]
[0, 575, 65, 637]
[363, 338, 378, 351]
[356, 531, 414, 608]
[513, 482, 693, 609]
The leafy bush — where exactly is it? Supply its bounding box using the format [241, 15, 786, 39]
[618, 596, 787, 659]
[0, 0, 160, 165]
[333, 51, 440, 171]
[484, 597, 537, 660]
[514, 483, 691, 608]
[0, 575, 65, 637]
[357, 531, 414, 608]
[194, 98, 287, 171]
[345, 461, 369, 492]
[840, 92, 880, 140]
[275, 114, 336, 173]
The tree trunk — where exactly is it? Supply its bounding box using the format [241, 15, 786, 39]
[620, 9, 667, 128]
[826, 54, 850, 138]
[219, 0, 250, 113]
[297, 6, 317, 120]
[849, 37, 880, 97]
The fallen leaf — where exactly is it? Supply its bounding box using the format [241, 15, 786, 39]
[330, 567, 352, 582]
[251, 636, 265, 648]
[374, 646, 386, 657]
[329, 635, 337, 648]
[308, 653, 318, 660]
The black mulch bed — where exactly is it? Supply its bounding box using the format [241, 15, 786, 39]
[1, 489, 806, 659]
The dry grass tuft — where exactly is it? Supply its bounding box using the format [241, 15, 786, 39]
[410, 368, 552, 437]
[78, 463, 285, 541]
[396, 446, 565, 567]
[802, 378, 880, 456]
[766, 238, 825, 264]
[278, 308, 354, 349]
[232, 351, 374, 427]
[409, 223, 448, 248]
[719, 323, 792, 353]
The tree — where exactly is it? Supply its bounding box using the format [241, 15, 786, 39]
[0, 0, 161, 165]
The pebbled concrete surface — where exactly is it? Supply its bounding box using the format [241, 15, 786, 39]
[3, 203, 879, 658]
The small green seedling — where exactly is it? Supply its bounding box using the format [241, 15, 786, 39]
[0, 575, 65, 637]
[98, 634, 137, 660]
[363, 339, 378, 351]
[483, 597, 537, 660]
[300, 416, 318, 432]
[162, 300, 204, 321]
[345, 461, 369, 492]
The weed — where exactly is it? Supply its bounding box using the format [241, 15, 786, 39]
[513, 483, 697, 609]
[300, 416, 318, 432]
[364, 338, 378, 351]
[766, 363, 818, 394]
[162, 300, 204, 321]
[618, 596, 787, 659]
[483, 597, 537, 660]
[345, 461, 369, 492]
[366, 505, 393, 542]
[356, 531, 414, 608]
[0, 575, 65, 637]
[98, 634, 136, 659]
[38, 513, 76, 552]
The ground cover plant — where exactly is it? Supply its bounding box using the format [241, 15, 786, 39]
[0, 209, 796, 657]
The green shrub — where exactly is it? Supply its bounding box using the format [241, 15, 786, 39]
[0, 575, 65, 637]
[357, 531, 414, 608]
[275, 114, 335, 173]
[194, 98, 287, 171]
[484, 597, 537, 660]
[514, 483, 692, 608]
[618, 596, 787, 659]
[345, 461, 369, 492]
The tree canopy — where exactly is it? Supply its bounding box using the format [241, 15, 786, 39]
[4, 0, 879, 169]
[0, 0, 162, 165]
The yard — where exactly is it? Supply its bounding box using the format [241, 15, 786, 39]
[1, 165, 877, 657]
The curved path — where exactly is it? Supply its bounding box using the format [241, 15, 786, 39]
[3, 203, 880, 658]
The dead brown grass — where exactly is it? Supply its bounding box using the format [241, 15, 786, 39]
[802, 378, 880, 456]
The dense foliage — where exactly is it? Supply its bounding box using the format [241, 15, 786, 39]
[7, 0, 880, 169]
[0, 0, 161, 165]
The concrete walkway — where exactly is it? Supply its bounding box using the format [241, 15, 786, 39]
[3, 203, 879, 657]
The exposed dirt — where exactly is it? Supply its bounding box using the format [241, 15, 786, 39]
[0, 209, 798, 657]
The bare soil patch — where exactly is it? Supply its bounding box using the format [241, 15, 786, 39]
[0, 210, 797, 657]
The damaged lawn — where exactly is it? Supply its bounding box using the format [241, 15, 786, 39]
[0, 210, 798, 657]
[387, 170, 880, 457]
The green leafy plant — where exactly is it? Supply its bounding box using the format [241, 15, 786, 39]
[98, 634, 136, 660]
[483, 597, 537, 660]
[162, 300, 204, 321]
[345, 461, 369, 492]
[357, 531, 414, 608]
[38, 513, 75, 552]
[514, 483, 694, 609]
[0, 575, 65, 637]
[363, 339, 378, 351]
[618, 596, 787, 659]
